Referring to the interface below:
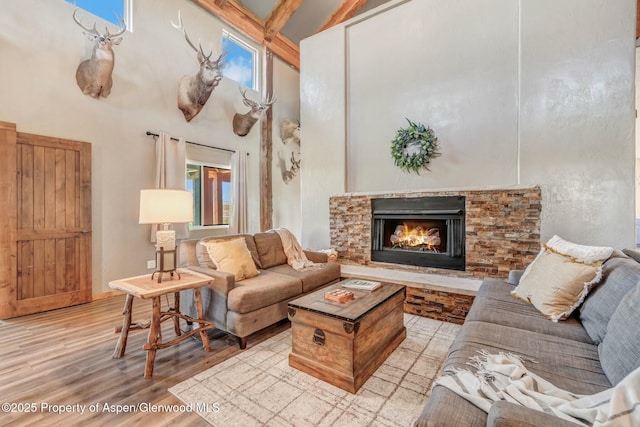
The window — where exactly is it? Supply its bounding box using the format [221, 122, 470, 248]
[187, 163, 231, 227]
[222, 30, 259, 90]
[66, 0, 132, 29]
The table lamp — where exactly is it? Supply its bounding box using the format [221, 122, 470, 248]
[139, 189, 193, 283]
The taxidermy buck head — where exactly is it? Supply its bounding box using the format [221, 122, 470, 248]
[73, 9, 126, 98]
[172, 11, 226, 122]
[280, 119, 300, 145]
[283, 152, 301, 183]
[233, 88, 277, 136]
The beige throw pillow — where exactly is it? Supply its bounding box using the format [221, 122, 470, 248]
[202, 237, 259, 281]
[512, 235, 613, 322]
[511, 248, 602, 321]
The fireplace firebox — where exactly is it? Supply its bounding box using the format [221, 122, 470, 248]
[371, 196, 465, 270]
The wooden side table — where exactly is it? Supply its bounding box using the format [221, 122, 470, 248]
[109, 269, 215, 378]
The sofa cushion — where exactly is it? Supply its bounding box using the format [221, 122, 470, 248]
[599, 283, 640, 385]
[227, 270, 302, 314]
[511, 248, 603, 321]
[468, 279, 593, 343]
[445, 321, 611, 394]
[254, 232, 287, 269]
[580, 256, 640, 345]
[202, 237, 259, 281]
[267, 262, 341, 293]
[196, 235, 260, 270]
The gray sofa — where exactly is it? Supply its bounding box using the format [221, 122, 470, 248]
[416, 252, 640, 426]
[178, 232, 341, 349]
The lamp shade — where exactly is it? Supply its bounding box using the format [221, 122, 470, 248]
[139, 189, 193, 224]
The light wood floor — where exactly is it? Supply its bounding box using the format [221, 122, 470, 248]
[0, 294, 290, 426]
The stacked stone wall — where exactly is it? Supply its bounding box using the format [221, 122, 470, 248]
[330, 187, 541, 279]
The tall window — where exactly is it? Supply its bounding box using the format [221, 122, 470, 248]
[187, 163, 231, 227]
[222, 30, 259, 90]
[66, 0, 132, 29]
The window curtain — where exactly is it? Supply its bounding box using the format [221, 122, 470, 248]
[229, 149, 248, 234]
[150, 132, 189, 242]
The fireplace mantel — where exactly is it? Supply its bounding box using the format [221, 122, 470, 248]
[329, 187, 541, 279]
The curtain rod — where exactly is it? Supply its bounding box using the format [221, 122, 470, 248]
[146, 131, 248, 155]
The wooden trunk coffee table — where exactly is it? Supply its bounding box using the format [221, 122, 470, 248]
[287, 281, 406, 393]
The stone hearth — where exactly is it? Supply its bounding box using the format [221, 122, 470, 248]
[330, 186, 541, 279]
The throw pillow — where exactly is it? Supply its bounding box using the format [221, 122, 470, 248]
[196, 235, 261, 270]
[202, 237, 259, 281]
[253, 232, 287, 269]
[598, 282, 640, 384]
[622, 248, 640, 263]
[511, 235, 613, 322]
[580, 257, 640, 345]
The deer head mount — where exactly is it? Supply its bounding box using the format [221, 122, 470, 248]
[73, 9, 126, 98]
[283, 152, 301, 183]
[232, 88, 277, 137]
[172, 11, 226, 122]
[280, 119, 300, 145]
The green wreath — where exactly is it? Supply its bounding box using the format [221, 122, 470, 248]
[390, 118, 440, 174]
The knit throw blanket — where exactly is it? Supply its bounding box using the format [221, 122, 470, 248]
[434, 352, 640, 426]
[272, 228, 324, 272]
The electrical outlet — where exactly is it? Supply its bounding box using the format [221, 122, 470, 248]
[147, 259, 156, 269]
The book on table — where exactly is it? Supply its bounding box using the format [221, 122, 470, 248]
[341, 279, 381, 291]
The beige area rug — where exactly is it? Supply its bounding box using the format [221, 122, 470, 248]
[169, 314, 461, 426]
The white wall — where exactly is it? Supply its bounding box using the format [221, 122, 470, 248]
[301, 0, 636, 250]
[0, 0, 300, 294]
[272, 59, 302, 236]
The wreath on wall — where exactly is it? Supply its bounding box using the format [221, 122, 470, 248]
[390, 118, 440, 174]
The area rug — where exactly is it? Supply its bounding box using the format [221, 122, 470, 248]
[169, 314, 461, 426]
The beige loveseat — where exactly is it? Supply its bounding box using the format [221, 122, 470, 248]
[178, 231, 341, 349]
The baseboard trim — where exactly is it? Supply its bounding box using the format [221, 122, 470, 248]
[92, 290, 123, 301]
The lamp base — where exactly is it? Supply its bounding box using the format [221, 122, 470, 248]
[152, 269, 181, 284]
[151, 246, 180, 284]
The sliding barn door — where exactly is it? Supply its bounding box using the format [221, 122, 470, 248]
[0, 121, 91, 319]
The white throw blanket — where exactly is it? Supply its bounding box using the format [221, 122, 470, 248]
[272, 228, 323, 272]
[435, 352, 640, 426]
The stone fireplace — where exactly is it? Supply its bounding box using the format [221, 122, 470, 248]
[371, 196, 465, 270]
[330, 187, 542, 279]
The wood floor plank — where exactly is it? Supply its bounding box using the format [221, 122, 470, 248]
[0, 294, 289, 425]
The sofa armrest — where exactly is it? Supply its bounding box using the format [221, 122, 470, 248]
[508, 270, 525, 286]
[303, 250, 329, 263]
[487, 401, 582, 427]
[186, 266, 236, 294]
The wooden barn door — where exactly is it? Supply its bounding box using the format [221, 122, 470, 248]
[0, 122, 91, 319]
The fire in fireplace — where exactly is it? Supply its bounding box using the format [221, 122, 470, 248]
[371, 196, 465, 270]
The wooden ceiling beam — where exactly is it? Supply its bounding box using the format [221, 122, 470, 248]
[191, 0, 300, 69]
[270, 34, 300, 69]
[264, 0, 304, 42]
[318, 0, 369, 32]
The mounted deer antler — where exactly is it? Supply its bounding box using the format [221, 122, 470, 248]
[73, 9, 126, 98]
[280, 119, 300, 145]
[233, 88, 277, 137]
[283, 152, 301, 183]
[172, 11, 226, 122]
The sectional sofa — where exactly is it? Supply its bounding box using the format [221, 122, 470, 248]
[416, 250, 640, 426]
[178, 231, 341, 349]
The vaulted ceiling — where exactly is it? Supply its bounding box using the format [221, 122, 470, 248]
[193, 0, 640, 69]
[191, 0, 392, 69]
